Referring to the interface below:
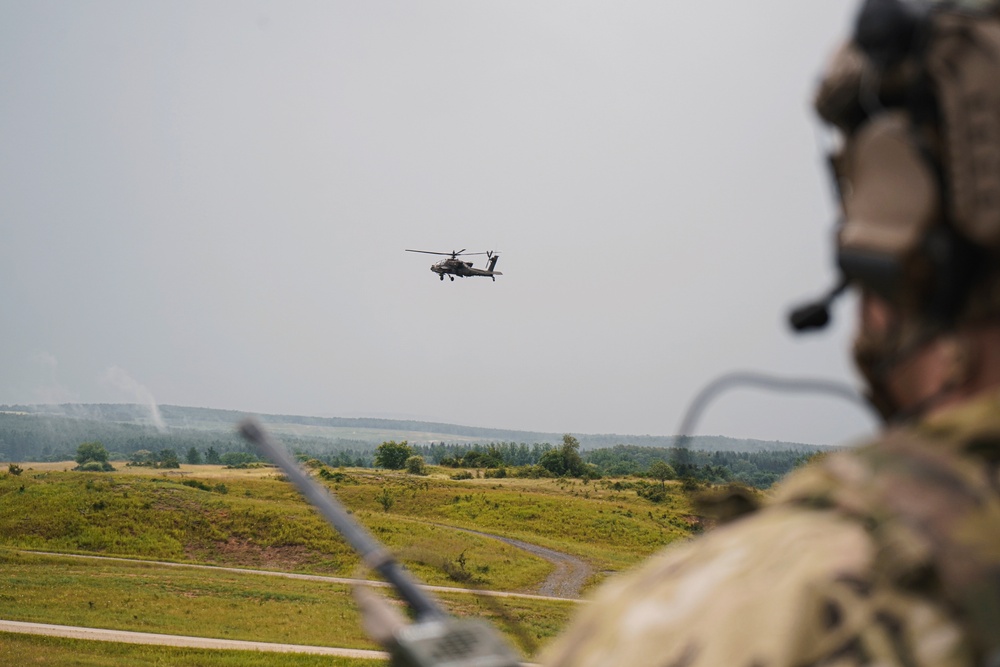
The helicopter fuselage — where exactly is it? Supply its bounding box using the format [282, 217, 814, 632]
[407, 249, 502, 282]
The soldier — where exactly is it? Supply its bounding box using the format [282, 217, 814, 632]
[541, 1, 1000, 665]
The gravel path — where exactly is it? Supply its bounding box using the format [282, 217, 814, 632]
[445, 528, 592, 599]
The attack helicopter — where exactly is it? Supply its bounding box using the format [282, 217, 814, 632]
[405, 248, 502, 282]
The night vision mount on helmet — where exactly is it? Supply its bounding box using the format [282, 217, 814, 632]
[790, 0, 1000, 333]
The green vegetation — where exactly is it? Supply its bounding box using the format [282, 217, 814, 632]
[405, 455, 427, 475]
[0, 402, 829, 663]
[0, 456, 721, 662]
[0, 470, 563, 589]
[0, 547, 576, 657]
[75, 441, 114, 472]
[0, 549, 378, 649]
[0, 404, 829, 491]
[0, 633, 381, 666]
[128, 448, 181, 468]
[373, 440, 413, 469]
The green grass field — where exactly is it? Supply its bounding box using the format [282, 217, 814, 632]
[0, 462, 697, 662]
[0, 633, 382, 667]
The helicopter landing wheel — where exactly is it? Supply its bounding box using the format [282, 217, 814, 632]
[439, 274, 444, 281]
[449, 276, 454, 281]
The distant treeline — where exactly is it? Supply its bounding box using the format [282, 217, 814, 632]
[1, 403, 830, 451]
[0, 412, 372, 467]
[0, 406, 827, 488]
[408, 442, 817, 489]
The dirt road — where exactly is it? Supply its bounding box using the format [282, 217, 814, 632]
[446, 528, 593, 599]
[0, 619, 387, 658]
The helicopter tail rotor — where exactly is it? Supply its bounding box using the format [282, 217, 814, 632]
[486, 251, 500, 273]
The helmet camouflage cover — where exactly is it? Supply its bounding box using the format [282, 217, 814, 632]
[818, 0, 1000, 328]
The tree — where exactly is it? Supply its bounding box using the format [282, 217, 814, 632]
[374, 440, 413, 470]
[205, 446, 221, 465]
[185, 447, 203, 465]
[538, 449, 568, 476]
[76, 441, 109, 465]
[157, 449, 180, 469]
[560, 434, 584, 477]
[75, 441, 113, 472]
[221, 451, 256, 467]
[648, 461, 675, 488]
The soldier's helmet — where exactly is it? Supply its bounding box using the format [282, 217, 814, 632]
[794, 0, 1000, 417]
[798, 0, 1000, 336]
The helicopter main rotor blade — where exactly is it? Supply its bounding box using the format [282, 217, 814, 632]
[405, 248, 490, 257]
[405, 249, 453, 256]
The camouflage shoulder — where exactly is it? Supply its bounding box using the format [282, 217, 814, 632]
[540, 499, 972, 667]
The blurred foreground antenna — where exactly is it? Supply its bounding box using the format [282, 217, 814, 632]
[238, 417, 521, 667]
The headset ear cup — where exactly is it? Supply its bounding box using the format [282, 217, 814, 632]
[837, 112, 942, 302]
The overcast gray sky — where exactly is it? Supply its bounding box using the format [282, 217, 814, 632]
[0, 1, 876, 445]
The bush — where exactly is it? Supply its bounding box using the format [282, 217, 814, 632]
[157, 449, 180, 469]
[450, 470, 474, 480]
[405, 455, 427, 475]
[318, 468, 352, 483]
[75, 441, 110, 467]
[130, 450, 155, 466]
[78, 461, 113, 472]
[510, 465, 554, 479]
[181, 479, 212, 492]
[375, 488, 395, 512]
[635, 482, 668, 503]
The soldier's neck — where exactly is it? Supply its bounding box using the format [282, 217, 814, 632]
[887, 323, 1000, 420]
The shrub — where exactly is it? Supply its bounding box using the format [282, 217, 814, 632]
[510, 465, 554, 479]
[157, 449, 180, 469]
[375, 488, 395, 512]
[78, 461, 113, 473]
[318, 468, 353, 483]
[130, 450, 155, 466]
[450, 470, 474, 480]
[405, 455, 427, 475]
[75, 441, 110, 468]
[635, 482, 668, 503]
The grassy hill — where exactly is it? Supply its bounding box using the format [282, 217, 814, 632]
[0, 460, 706, 662]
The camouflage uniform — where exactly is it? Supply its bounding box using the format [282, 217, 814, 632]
[542, 389, 1000, 667]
